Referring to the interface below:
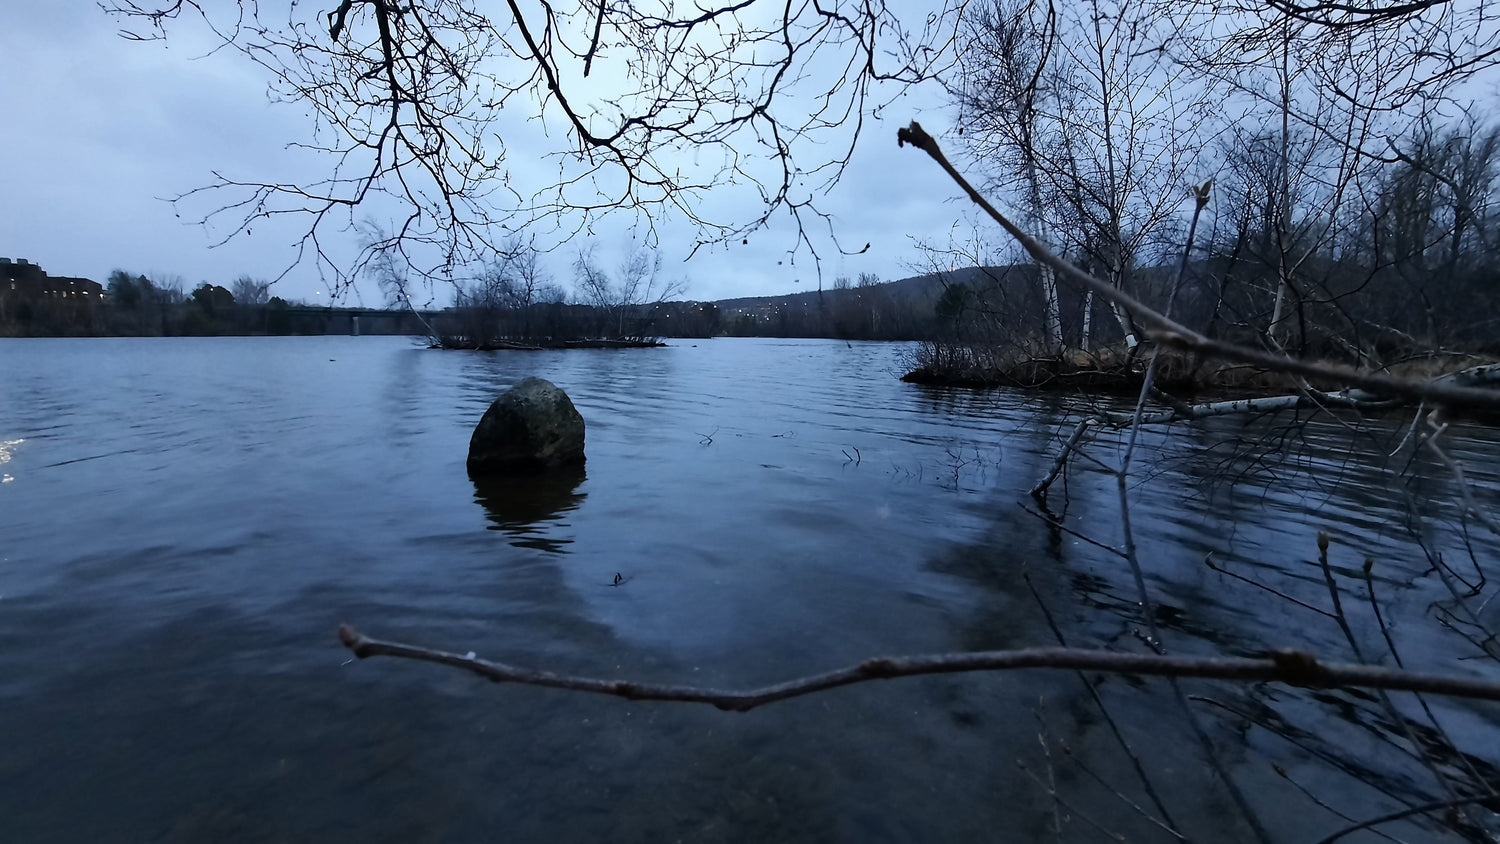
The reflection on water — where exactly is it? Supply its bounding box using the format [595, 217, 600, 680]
[0, 336, 1496, 842]
[471, 465, 587, 552]
[0, 437, 19, 483]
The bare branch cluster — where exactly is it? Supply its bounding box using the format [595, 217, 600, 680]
[102, 0, 963, 288]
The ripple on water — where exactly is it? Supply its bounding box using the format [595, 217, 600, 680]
[1, 335, 1496, 841]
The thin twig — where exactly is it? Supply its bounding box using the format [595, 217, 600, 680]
[1270, 764, 1408, 844]
[1204, 552, 1337, 619]
[1115, 430, 1162, 648]
[1016, 760, 1127, 842]
[1319, 533, 1467, 812]
[1424, 425, 1500, 539]
[1033, 710, 1065, 842]
[1365, 561, 1495, 795]
[1191, 695, 1431, 810]
[1311, 794, 1500, 844]
[1019, 504, 1128, 558]
[1023, 571, 1183, 836]
[1058, 743, 1189, 841]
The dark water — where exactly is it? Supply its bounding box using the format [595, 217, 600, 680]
[1, 336, 1496, 841]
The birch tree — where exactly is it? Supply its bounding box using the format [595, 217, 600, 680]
[954, 0, 1217, 352]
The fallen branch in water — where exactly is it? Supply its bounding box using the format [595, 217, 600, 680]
[1028, 389, 1401, 497]
[1096, 389, 1400, 427]
[1029, 418, 1094, 498]
[337, 625, 1500, 712]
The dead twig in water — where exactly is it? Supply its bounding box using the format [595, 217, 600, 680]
[1312, 794, 1500, 844]
[1023, 570, 1182, 835]
[338, 625, 1500, 712]
[1204, 552, 1337, 619]
[1269, 764, 1406, 844]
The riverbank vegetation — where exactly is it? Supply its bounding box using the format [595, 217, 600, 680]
[901, 0, 1500, 397]
[425, 240, 711, 347]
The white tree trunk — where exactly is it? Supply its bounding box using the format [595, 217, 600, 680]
[1080, 291, 1094, 352]
[1269, 274, 1292, 346]
[1039, 263, 1063, 352]
[1111, 301, 1138, 349]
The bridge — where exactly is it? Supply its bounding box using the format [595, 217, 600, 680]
[275, 306, 438, 337]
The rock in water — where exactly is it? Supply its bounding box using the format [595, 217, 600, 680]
[467, 377, 586, 472]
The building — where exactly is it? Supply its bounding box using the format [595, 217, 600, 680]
[0, 258, 105, 333]
[1, 258, 104, 301]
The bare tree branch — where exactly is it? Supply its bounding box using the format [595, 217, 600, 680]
[100, 0, 964, 288]
[338, 624, 1500, 712]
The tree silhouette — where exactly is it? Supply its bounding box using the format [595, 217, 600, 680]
[102, 0, 963, 288]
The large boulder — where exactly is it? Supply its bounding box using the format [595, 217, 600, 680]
[467, 377, 586, 472]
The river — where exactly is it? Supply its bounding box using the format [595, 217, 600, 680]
[1, 336, 1496, 841]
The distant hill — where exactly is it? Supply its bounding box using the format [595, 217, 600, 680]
[711, 266, 1005, 317]
[704, 266, 1021, 340]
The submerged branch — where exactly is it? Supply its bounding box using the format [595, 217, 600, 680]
[1029, 418, 1093, 497]
[338, 625, 1500, 712]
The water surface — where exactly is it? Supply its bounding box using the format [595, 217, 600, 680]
[2, 336, 1496, 841]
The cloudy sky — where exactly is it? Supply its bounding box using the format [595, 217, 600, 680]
[1, 0, 972, 305]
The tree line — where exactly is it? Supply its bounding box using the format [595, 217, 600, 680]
[912, 0, 1500, 386]
[4, 252, 954, 343]
[0, 270, 421, 337]
[394, 238, 938, 345]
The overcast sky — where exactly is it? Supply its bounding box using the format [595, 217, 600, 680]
[0, 0, 971, 305]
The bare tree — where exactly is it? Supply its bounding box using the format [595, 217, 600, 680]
[147, 272, 187, 306]
[571, 245, 616, 335]
[954, 0, 1218, 353]
[614, 248, 664, 334]
[950, 0, 1064, 351]
[454, 236, 564, 342]
[230, 275, 271, 305]
[1329, 117, 1500, 351]
[366, 235, 442, 345]
[450, 261, 512, 346]
[573, 244, 685, 339]
[500, 240, 551, 319]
